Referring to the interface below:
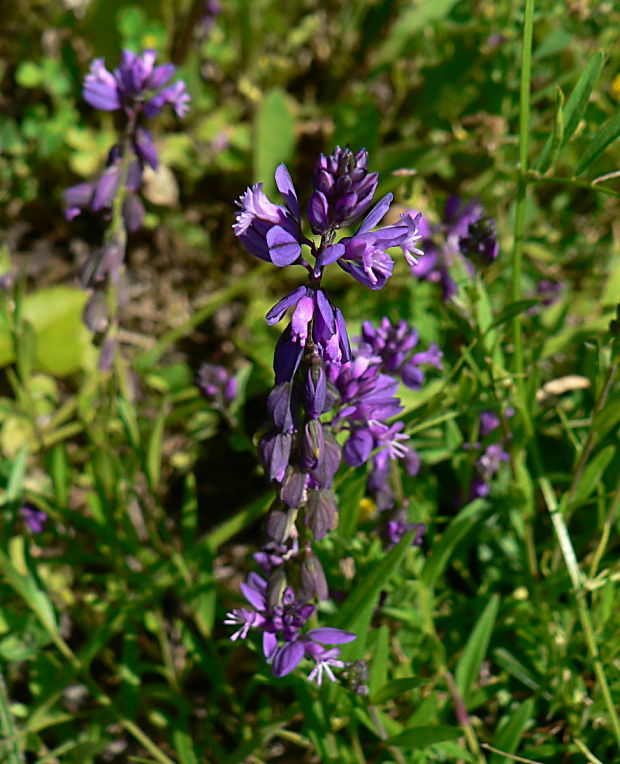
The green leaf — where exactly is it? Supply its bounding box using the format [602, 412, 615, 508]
[254, 89, 296, 198]
[387, 725, 461, 748]
[493, 648, 543, 694]
[371, 677, 428, 705]
[173, 725, 199, 764]
[576, 111, 620, 175]
[146, 398, 168, 490]
[375, 0, 459, 64]
[535, 51, 603, 173]
[489, 698, 535, 764]
[0, 286, 95, 375]
[369, 625, 389, 699]
[562, 50, 605, 144]
[6, 445, 28, 504]
[421, 499, 487, 588]
[454, 595, 500, 705]
[337, 470, 366, 537]
[117, 396, 141, 451]
[0, 542, 57, 634]
[570, 444, 615, 509]
[592, 397, 620, 443]
[487, 300, 539, 333]
[333, 530, 415, 658]
[534, 86, 564, 174]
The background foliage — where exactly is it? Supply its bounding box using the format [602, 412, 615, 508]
[1, 0, 620, 762]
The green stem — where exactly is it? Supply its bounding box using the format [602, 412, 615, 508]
[511, 0, 535, 404]
[527, 172, 620, 200]
[589, 483, 620, 579]
[539, 476, 620, 750]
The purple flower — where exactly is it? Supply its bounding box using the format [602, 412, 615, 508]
[459, 215, 499, 264]
[384, 516, 426, 549]
[358, 317, 443, 389]
[479, 410, 501, 437]
[267, 287, 351, 380]
[21, 505, 47, 534]
[225, 572, 355, 681]
[195, 363, 237, 407]
[338, 198, 423, 290]
[83, 49, 189, 118]
[307, 146, 378, 234]
[233, 165, 306, 265]
[410, 196, 497, 300]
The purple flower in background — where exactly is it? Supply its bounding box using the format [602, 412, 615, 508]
[65, 50, 189, 226]
[384, 514, 426, 548]
[468, 408, 513, 498]
[459, 214, 499, 264]
[410, 196, 498, 300]
[21, 505, 47, 534]
[358, 317, 443, 389]
[195, 363, 237, 407]
[83, 49, 190, 118]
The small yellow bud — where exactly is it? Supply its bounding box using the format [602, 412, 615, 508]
[611, 74, 620, 102]
[358, 497, 376, 521]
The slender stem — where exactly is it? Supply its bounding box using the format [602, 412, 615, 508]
[539, 476, 620, 750]
[589, 483, 620, 579]
[367, 705, 408, 764]
[481, 743, 542, 764]
[511, 0, 535, 398]
[527, 172, 620, 200]
[566, 361, 618, 508]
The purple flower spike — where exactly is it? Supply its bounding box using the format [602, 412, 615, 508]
[307, 146, 378, 234]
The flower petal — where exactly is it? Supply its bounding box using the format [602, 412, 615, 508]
[306, 627, 356, 645]
[357, 193, 393, 234]
[266, 225, 302, 266]
[275, 163, 301, 221]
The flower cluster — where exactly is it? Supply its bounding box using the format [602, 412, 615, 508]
[64, 49, 190, 370]
[227, 148, 436, 684]
[411, 196, 498, 300]
[65, 49, 190, 228]
[195, 363, 237, 409]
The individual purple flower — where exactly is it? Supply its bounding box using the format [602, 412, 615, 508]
[470, 443, 510, 498]
[21, 505, 47, 534]
[479, 410, 501, 437]
[338, 200, 423, 290]
[233, 166, 307, 265]
[528, 279, 564, 314]
[267, 286, 351, 375]
[384, 514, 426, 548]
[195, 363, 237, 407]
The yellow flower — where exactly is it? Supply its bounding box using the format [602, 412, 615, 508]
[611, 74, 620, 102]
